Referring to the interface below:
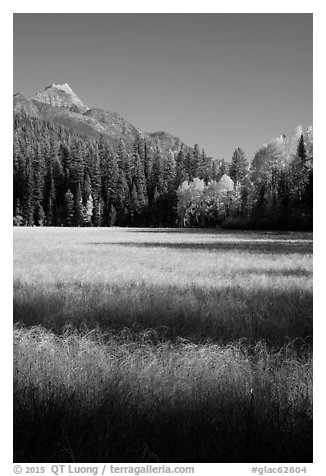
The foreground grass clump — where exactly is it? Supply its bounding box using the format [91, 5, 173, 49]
[14, 326, 312, 463]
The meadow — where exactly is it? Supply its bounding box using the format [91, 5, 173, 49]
[13, 227, 313, 462]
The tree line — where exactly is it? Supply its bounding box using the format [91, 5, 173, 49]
[13, 114, 312, 230]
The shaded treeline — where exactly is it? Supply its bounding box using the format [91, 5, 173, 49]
[13, 114, 312, 229]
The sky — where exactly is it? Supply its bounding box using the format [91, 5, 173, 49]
[13, 13, 312, 161]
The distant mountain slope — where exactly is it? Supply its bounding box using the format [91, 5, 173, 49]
[148, 131, 184, 152]
[13, 92, 101, 139]
[13, 83, 190, 155]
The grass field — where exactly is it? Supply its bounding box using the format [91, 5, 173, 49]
[13, 227, 313, 462]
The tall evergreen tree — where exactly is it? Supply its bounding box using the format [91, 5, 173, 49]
[163, 150, 176, 186]
[73, 183, 84, 227]
[44, 170, 56, 226]
[191, 144, 201, 179]
[229, 148, 248, 185]
[175, 145, 188, 187]
[69, 138, 85, 193]
[130, 148, 148, 223]
[184, 151, 193, 181]
[292, 133, 310, 204]
[32, 143, 45, 226]
[116, 140, 131, 188]
[22, 155, 34, 226]
[198, 149, 210, 182]
[115, 170, 130, 225]
[99, 140, 118, 225]
[150, 145, 164, 197]
[90, 145, 102, 226]
[143, 139, 152, 197]
[64, 189, 74, 227]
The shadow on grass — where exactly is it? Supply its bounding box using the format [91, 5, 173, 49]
[87, 241, 313, 255]
[13, 327, 313, 463]
[14, 387, 312, 463]
[13, 281, 313, 346]
[239, 268, 312, 277]
[126, 229, 313, 239]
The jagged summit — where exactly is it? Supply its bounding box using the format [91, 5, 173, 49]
[45, 83, 75, 95]
[32, 83, 89, 113]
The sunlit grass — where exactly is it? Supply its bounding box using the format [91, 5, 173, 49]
[13, 227, 313, 462]
[13, 228, 312, 343]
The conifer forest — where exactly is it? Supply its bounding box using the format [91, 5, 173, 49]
[13, 113, 313, 230]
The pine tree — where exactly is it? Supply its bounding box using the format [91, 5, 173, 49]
[133, 133, 145, 162]
[184, 151, 193, 181]
[150, 145, 164, 196]
[43, 148, 57, 226]
[151, 186, 161, 226]
[32, 143, 45, 226]
[175, 145, 188, 188]
[229, 148, 248, 185]
[198, 149, 209, 182]
[82, 141, 101, 226]
[239, 177, 252, 219]
[297, 133, 306, 165]
[73, 183, 84, 227]
[83, 173, 92, 205]
[34, 202, 45, 227]
[90, 145, 103, 226]
[191, 144, 201, 179]
[69, 138, 85, 193]
[130, 183, 139, 224]
[130, 149, 148, 224]
[13, 134, 24, 209]
[46, 174, 56, 226]
[293, 134, 310, 204]
[115, 170, 130, 225]
[59, 143, 71, 191]
[99, 140, 113, 224]
[107, 156, 119, 224]
[143, 139, 152, 197]
[23, 155, 34, 226]
[116, 140, 131, 188]
[161, 150, 177, 226]
[64, 189, 74, 226]
[162, 150, 176, 191]
[211, 159, 219, 182]
[110, 204, 117, 226]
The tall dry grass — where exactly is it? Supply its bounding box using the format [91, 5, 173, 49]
[13, 228, 313, 345]
[14, 326, 312, 463]
[13, 228, 313, 462]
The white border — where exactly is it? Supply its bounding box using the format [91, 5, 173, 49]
[3, 3, 324, 475]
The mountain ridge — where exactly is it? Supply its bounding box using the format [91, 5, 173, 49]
[13, 83, 191, 155]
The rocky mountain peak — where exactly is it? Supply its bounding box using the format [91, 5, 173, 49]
[45, 83, 75, 94]
[32, 83, 89, 113]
